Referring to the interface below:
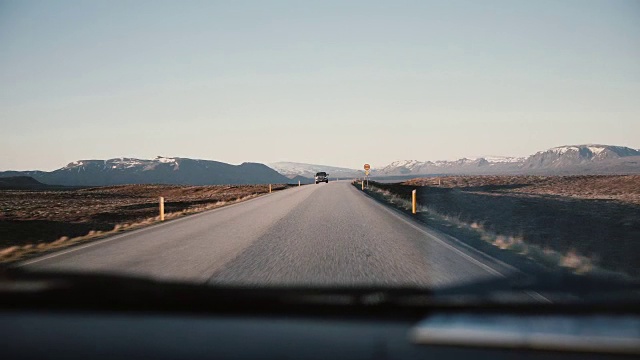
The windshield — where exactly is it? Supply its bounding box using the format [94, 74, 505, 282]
[1, 0, 639, 303]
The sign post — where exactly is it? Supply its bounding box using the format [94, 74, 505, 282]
[363, 164, 370, 189]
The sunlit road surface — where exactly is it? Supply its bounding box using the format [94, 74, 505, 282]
[22, 182, 516, 287]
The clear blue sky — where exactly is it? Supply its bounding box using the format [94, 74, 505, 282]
[1, 0, 639, 170]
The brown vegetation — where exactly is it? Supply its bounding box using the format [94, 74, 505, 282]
[0, 184, 291, 262]
[402, 175, 640, 205]
[371, 175, 640, 277]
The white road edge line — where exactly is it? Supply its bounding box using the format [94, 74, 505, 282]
[382, 205, 504, 277]
[19, 185, 305, 267]
[355, 186, 552, 303]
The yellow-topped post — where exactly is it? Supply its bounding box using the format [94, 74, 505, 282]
[412, 190, 417, 214]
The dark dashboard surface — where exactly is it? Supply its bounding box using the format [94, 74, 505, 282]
[1, 271, 638, 359]
[2, 310, 637, 360]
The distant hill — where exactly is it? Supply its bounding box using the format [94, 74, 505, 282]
[376, 145, 640, 176]
[0, 176, 48, 189]
[269, 162, 364, 179]
[0, 157, 293, 186]
[522, 145, 640, 170]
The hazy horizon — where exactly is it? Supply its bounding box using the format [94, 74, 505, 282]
[2, 142, 640, 172]
[3, 0, 639, 171]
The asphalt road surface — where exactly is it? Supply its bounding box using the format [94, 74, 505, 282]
[22, 182, 517, 287]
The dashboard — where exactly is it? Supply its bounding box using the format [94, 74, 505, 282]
[2, 310, 638, 359]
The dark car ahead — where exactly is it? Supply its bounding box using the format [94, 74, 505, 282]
[315, 172, 329, 184]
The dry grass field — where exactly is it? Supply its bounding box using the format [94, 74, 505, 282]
[402, 175, 640, 204]
[368, 175, 640, 277]
[0, 184, 292, 262]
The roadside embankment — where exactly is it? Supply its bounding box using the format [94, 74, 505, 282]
[357, 175, 640, 279]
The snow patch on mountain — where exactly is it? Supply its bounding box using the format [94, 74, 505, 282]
[587, 146, 605, 155]
[547, 146, 580, 155]
[156, 156, 177, 164]
[480, 156, 526, 163]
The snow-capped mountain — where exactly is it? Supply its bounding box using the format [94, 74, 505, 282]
[268, 162, 364, 179]
[62, 157, 180, 172]
[0, 157, 292, 186]
[376, 145, 640, 176]
[377, 157, 521, 175]
[523, 145, 640, 169]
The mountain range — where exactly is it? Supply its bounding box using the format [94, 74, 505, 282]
[0, 157, 293, 186]
[375, 144, 640, 176]
[1, 144, 638, 187]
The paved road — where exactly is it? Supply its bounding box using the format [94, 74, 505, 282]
[22, 182, 516, 287]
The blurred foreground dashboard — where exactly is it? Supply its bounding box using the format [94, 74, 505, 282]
[2, 308, 639, 359]
[0, 274, 638, 359]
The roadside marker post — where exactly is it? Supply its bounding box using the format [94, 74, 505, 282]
[412, 190, 417, 214]
[159, 197, 165, 221]
[269, 184, 272, 193]
[298, 180, 300, 187]
[363, 164, 371, 190]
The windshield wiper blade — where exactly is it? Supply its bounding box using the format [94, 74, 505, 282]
[0, 268, 435, 306]
[3, 268, 638, 310]
[0, 269, 445, 319]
